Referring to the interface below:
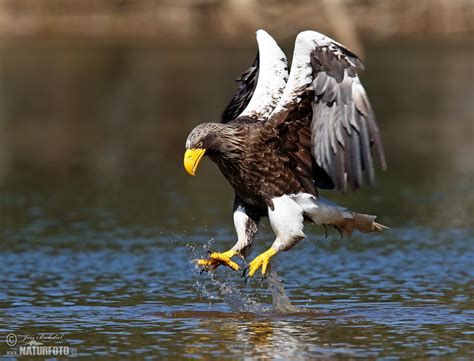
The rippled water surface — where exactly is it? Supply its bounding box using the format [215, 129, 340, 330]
[0, 38, 473, 359]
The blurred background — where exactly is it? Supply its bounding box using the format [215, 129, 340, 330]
[0, 0, 472, 232]
[0, 0, 473, 42]
[0, 1, 473, 359]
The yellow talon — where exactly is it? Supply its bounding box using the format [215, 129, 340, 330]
[196, 250, 240, 271]
[246, 247, 278, 278]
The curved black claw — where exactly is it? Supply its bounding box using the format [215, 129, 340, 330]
[242, 266, 250, 284]
[198, 263, 210, 275]
[242, 260, 272, 284]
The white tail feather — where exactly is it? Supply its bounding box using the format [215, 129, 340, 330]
[291, 193, 387, 237]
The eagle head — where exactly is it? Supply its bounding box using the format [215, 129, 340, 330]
[184, 122, 243, 176]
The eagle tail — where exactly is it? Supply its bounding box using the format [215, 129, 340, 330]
[351, 213, 389, 235]
[292, 194, 388, 237]
[372, 221, 389, 232]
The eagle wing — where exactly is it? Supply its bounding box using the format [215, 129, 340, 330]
[267, 31, 386, 191]
[221, 30, 288, 123]
[221, 54, 259, 123]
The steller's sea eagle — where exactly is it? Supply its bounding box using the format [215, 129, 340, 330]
[184, 30, 387, 279]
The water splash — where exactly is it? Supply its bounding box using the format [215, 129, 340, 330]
[266, 271, 303, 313]
[216, 278, 270, 313]
[195, 271, 270, 313]
[188, 242, 304, 314]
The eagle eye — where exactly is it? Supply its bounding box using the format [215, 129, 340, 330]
[196, 141, 204, 148]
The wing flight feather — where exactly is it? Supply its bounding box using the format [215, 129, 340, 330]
[268, 30, 386, 191]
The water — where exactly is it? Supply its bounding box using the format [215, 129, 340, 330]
[0, 37, 473, 359]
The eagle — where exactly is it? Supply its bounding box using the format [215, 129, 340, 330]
[184, 30, 387, 279]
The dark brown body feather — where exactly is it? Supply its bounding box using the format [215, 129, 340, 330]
[210, 120, 306, 214]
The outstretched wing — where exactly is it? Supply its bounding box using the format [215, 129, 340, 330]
[221, 29, 288, 123]
[268, 31, 386, 191]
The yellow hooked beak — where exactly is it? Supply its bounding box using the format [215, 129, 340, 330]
[184, 148, 206, 176]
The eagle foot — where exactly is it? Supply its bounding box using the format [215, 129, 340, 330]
[196, 250, 240, 272]
[243, 247, 278, 280]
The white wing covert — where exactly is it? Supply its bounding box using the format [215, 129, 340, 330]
[222, 30, 288, 123]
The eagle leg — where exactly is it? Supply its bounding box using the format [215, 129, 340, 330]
[244, 247, 278, 278]
[196, 250, 240, 272]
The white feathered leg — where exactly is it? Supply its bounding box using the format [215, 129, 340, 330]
[268, 195, 306, 251]
[197, 204, 259, 272]
[246, 195, 306, 278]
[230, 205, 259, 258]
